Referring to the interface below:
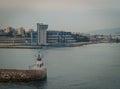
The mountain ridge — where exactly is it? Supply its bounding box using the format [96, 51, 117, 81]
[89, 28, 120, 35]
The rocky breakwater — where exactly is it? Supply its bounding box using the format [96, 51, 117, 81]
[0, 67, 47, 82]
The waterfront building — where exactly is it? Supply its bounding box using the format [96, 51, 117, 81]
[47, 30, 76, 43]
[0, 24, 91, 44]
[24, 30, 76, 44]
[27, 29, 34, 32]
[4, 27, 16, 37]
[25, 29, 34, 37]
[0, 29, 5, 36]
[37, 23, 48, 45]
[5, 27, 14, 33]
[17, 27, 25, 37]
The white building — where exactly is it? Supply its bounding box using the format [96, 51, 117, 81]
[5, 27, 13, 33]
[37, 23, 48, 45]
[17, 27, 25, 37]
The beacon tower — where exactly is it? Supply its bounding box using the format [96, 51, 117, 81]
[37, 23, 48, 45]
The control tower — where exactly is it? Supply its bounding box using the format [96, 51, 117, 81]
[37, 23, 48, 45]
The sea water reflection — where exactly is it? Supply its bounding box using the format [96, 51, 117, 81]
[0, 81, 47, 89]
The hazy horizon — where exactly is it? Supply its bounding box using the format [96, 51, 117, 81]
[0, 0, 120, 32]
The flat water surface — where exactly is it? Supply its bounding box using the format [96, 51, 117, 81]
[0, 43, 120, 89]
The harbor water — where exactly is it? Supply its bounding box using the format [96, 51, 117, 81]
[0, 43, 120, 89]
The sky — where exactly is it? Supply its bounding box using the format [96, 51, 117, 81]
[0, 0, 120, 32]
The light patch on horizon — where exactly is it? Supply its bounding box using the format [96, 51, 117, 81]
[0, 0, 120, 32]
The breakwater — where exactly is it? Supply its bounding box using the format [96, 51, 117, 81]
[0, 67, 47, 82]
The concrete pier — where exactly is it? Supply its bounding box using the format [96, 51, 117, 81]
[0, 67, 47, 82]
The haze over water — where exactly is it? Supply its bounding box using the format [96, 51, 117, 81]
[0, 43, 120, 89]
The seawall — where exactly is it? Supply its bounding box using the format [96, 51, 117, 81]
[0, 42, 95, 49]
[0, 67, 47, 82]
[72, 42, 96, 46]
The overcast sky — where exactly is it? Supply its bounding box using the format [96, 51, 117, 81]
[0, 0, 120, 32]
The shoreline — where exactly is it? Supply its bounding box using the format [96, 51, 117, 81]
[0, 45, 43, 49]
[0, 42, 100, 49]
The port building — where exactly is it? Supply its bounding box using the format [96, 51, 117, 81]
[37, 23, 48, 45]
[47, 31, 76, 43]
[0, 23, 78, 45]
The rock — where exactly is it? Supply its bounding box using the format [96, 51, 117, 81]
[0, 69, 47, 82]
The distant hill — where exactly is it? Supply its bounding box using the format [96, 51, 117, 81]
[89, 28, 120, 35]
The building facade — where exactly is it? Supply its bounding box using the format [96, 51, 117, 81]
[37, 23, 48, 45]
[5, 27, 13, 33]
[47, 31, 76, 43]
[17, 27, 25, 37]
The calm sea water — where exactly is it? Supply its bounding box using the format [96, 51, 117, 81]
[0, 43, 120, 89]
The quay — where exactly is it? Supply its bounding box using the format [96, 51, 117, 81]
[72, 42, 94, 46]
[0, 42, 95, 49]
[0, 45, 43, 49]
